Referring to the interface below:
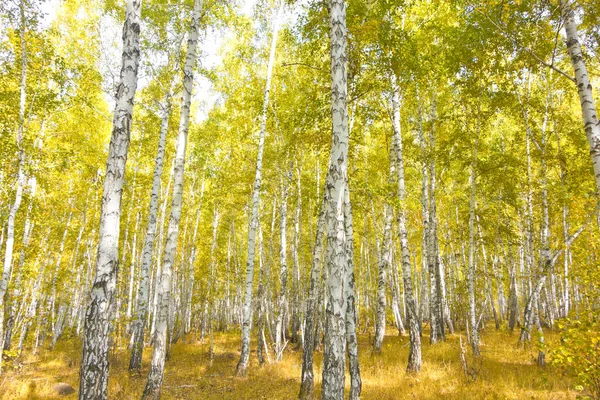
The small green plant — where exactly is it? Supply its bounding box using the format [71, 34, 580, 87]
[552, 317, 600, 399]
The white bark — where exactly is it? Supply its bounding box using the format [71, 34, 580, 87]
[143, 0, 201, 397]
[299, 195, 326, 399]
[0, 0, 27, 374]
[344, 186, 362, 400]
[236, 0, 284, 376]
[373, 205, 391, 353]
[391, 80, 421, 372]
[3, 178, 35, 351]
[468, 132, 480, 357]
[321, 1, 350, 397]
[79, 0, 142, 397]
[275, 172, 289, 361]
[129, 91, 172, 372]
[560, 0, 600, 193]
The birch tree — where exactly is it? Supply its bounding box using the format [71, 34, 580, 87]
[142, 0, 202, 397]
[373, 204, 392, 353]
[78, 1, 142, 397]
[129, 90, 172, 372]
[298, 196, 326, 399]
[391, 80, 421, 372]
[0, 0, 28, 373]
[467, 124, 480, 357]
[559, 0, 600, 193]
[321, 0, 352, 397]
[236, 0, 284, 376]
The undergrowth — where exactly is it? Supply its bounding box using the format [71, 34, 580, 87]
[0, 328, 578, 399]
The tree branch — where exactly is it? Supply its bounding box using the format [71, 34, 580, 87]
[473, 6, 576, 83]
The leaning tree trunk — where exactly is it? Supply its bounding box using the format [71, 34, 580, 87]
[321, 1, 351, 398]
[560, 0, 600, 193]
[3, 177, 35, 351]
[391, 79, 421, 372]
[129, 90, 172, 372]
[142, 0, 201, 397]
[236, 0, 284, 377]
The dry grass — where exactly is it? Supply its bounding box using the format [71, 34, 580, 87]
[0, 328, 577, 399]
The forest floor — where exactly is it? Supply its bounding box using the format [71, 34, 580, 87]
[0, 328, 577, 399]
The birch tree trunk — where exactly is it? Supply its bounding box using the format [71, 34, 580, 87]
[291, 163, 302, 345]
[236, 0, 284, 376]
[142, 0, 201, 397]
[373, 204, 392, 353]
[207, 207, 219, 366]
[3, 180, 34, 351]
[298, 195, 326, 400]
[321, 1, 351, 397]
[344, 185, 362, 400]
[151, 160, 174, 336]
[18, 231, 49, 354]
[560, 0, 600, 193]
[428, 95, 445, 342]
[468, 131, 480, 357]
[78, 0, 141, 396]
[391, 80, 421, 372]
[0, 0, 27, 374]
[129, 91, 172, 372]
[275, 173, 289, 361]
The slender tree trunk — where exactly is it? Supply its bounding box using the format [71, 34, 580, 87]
[562, 205, 570, 317]
[3, 179, 35, 351]
[373, 204, 391, 353]
[298, 195, 326, 400]
[151, 161, 174, 336]
[467, 124, 480, 357]
[0, 0, 27, 374]
[257, 224, 268, 365]
[129, 91, 172, 372]
[18, 231, 49, 354]
[427, 91, 444, 343]
[236, 0, 284, 376]
[391, 80, 421, 372]
[344, 186, 362, 400]
[142, 0, 201, 396]
[560, 0, 600, 193]
[127, 211, 140, 324]
[390, 251, 406, 336]
[275, 172, 289, 361]
[206, 207, 219, 366]
[291, 163, 302, 345]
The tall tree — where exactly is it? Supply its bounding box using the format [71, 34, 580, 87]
[142, 0, 202, 397]
[391, 80, 421, 372]
[560, 0, 600, 193]
[321, 0, 351, 398]
[0, 0, 27, 374]
[78, 0, 142, 397]
[129, 89, 172, 372]
[236, 0, 284, 376]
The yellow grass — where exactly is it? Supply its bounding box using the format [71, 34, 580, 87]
[0, 328, 577, 399]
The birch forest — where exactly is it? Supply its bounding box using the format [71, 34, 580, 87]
[1, 0, 600, 399]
